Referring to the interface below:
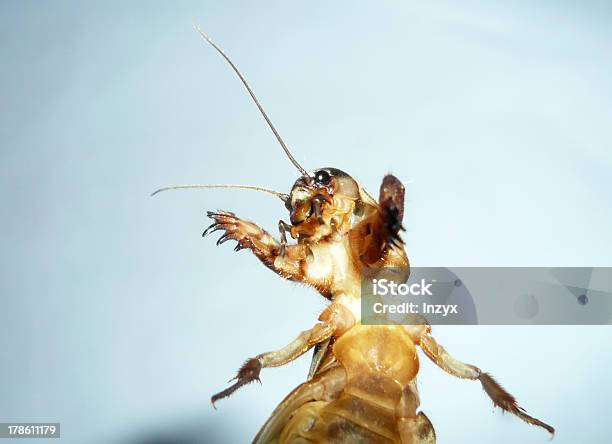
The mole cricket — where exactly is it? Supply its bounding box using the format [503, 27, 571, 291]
[153, 27, 554, 443]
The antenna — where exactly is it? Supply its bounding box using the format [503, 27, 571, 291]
[194, 25, 310, 178]
[151, 183, 289, 202]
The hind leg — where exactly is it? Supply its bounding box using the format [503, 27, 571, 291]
[414, 327, 554, 436]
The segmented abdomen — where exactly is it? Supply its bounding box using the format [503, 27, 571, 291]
[278, 325, 428, 443]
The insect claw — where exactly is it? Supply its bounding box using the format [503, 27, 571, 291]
[390, 233, 405, 248]
[217, 233, 232, 245]
[395, 238, 405, 248]
[202, 223, 218, 237]
[207, 210, 235, 219]
[234, 242, 246, 252]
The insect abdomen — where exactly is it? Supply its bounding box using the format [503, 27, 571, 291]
[278, 325, 424, 443]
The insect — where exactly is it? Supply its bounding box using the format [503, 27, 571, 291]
[153, 27, 554, 443]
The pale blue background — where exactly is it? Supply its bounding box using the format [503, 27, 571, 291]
[1, 1, 611, 443]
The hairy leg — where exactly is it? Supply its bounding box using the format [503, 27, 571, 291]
[413, 328, 554, 436]
[211, 303, 355, 407]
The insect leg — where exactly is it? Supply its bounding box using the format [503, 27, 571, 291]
[277, 220, 292, 257]
[417, 331, 554, 436]
[379, 174, 406, 249]
[355, 174, 408, 268]
[253, 365, 346, 444]
[211, 303, 354, 407]
[204, 211, 307, 281]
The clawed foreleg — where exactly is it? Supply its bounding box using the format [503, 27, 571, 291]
[203, 211, 307, 280]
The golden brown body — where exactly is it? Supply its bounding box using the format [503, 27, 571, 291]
[157, 29, 554, 444]
[203, 172, 553, 443]
[269, 324, 434, 444]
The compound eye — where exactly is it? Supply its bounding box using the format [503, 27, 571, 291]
[314, 169, 331, 185]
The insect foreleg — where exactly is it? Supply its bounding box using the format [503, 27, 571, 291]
[354, 174, 408, 267]
[417, 331, 555, 436]
[211, 303, 354, 407]
[204, 211, 307, 281]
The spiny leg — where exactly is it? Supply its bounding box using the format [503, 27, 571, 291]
[416, 330, 554, 436]
[355, 174, 408, 268]
[211, 303, 355, 407]
[379, 174, 406, 250]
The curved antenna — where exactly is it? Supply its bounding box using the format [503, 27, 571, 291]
[151, 183, 289, 202]
[194, 25, 310, 178]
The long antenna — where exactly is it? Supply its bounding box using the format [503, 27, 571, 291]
[151, 183, 289, 202]
[194, 25, 310, 178]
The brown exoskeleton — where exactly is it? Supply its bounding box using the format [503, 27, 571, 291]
[153, 27, 554, 443]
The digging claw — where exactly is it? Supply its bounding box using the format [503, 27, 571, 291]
[216, 233, 232, 245]
[203, 211, 251, 252]
[202, 222, 217, 237]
